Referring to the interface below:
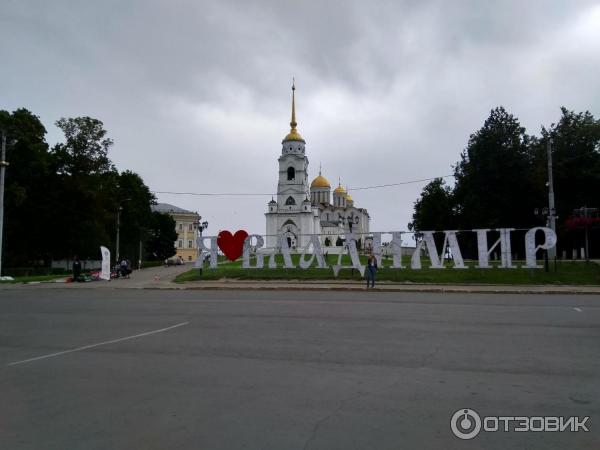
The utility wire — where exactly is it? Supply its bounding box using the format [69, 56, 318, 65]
[152, 174, 454, 197]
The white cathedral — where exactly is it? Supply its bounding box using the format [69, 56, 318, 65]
[265, 84, 371, 250]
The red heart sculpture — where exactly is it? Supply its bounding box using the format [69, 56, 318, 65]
[217, 230, 249, 261]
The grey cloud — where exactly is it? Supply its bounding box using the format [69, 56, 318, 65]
[1, 0, 599, 235]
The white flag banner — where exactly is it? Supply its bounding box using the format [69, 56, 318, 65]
[100, 246, 111, 280]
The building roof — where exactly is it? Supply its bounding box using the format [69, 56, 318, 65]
[333, 184, 346, 194]
[311, 174, 331, 189]
[152, 203, 196, 215]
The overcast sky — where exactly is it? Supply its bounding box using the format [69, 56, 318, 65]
[2, 0, 600, 237]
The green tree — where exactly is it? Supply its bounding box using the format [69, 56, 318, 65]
[48, 117, 118, 260]
[535, 108, 600, 257]
[453, 107, 538, 231]
[146, 212, 177, 261]
[115, 171, 155, 264]
[408, 178, 455, 231]
[52, 117, 114, 176]
[0, 109, 52, 266]
[408, 178, 455, 248]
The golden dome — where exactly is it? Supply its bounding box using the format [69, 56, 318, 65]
[283, 129, 304, 142]
[333, 185, 346, 194]
[344, 185, 353, 202]
[311, 174, 331, 189]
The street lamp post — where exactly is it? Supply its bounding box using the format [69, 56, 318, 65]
[574, 206, 598, 262]
[115, 197, 131, 265]
[0, 131, 8, 277]
[194, 217, 209, 276]
[534, 207, 556, 272]
[546, 139, 557, 260]
[116, 205, 122, 263]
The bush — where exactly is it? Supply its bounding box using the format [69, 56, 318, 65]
[5, 267, 73, 277]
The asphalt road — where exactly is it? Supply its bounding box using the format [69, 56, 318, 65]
[0, 289, 598, 450]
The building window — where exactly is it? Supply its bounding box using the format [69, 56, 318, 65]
[188, 240, 193, 248]
[285, 196, 296, 205]
[178, 223, 183, 231]
[287, 166, 295, 180]
[178, 239, 183, 248]
[188, 224, 193, 231]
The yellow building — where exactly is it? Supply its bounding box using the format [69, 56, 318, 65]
[152, 203, 201, 262]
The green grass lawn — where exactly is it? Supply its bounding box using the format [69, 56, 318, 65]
[175, 255, 600, 285]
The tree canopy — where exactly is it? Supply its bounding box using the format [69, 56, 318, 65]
[409, 106, 600, 258]
[0, 109, 177, 268]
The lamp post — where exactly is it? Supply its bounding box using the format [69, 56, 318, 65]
[0, 131, 8, 277]
[534, 207, 556, 272]
[546, 139, 557, 259]
[573, 206, 598, 262]
[116, 205, 122, 263]
[115, 197, 131, 264]
[194, 217, 209, 275]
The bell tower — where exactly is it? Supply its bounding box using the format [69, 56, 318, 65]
[276, 80, 309, 212]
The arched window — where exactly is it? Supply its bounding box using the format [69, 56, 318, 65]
[287, 167, 295, 180]
[285, 196, 296, 205]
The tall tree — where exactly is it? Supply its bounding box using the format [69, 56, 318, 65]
[48, 117, 118, 260]
[536, 108, 600, 257]
[453, 107, 538, 230]
[0, 108, 52, 266]
[115, 170, 155, 264]
[52, 117, 114, 176]
[408, 178, 455, 246]
[145, 212, 177, 261]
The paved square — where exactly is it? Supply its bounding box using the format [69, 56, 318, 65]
[1, 289, 598, 449]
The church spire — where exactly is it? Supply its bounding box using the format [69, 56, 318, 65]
[290, 78, 297, 130]
[282, 79, 305, 143]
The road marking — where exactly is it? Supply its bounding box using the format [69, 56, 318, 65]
[7, 321, 189, 367]
[574, 307, 583, 312]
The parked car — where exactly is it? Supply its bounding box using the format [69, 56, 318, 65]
[164, 256, 184, 266]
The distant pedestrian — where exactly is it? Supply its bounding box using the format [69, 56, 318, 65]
[120, 258, 131, 278]
[73, 255, 82, 282]
[366, 254, 377, 288]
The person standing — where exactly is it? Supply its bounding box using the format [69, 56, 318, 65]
[366, 253, 377, 288]
[72, 255, 82, 282]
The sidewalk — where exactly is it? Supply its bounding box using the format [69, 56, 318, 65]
[168, 279, 600, 295]
[4, 263, 600, 295]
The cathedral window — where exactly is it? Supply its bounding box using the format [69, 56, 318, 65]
[285, 196, 296, 205]
[287, 166, 295, 180]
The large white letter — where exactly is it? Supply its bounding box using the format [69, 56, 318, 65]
[196, 236, 218, 269]
[271, 234, 295, 269]
[390, 232, 405, 269]
[242, 235, 265, 269]
[299, 235, 327, 269]
[444, 231, 466, 269]
[498, 228, 516, 268]
[474, 229, 492, 268]
[332, 234, 365, 277]
[411, 231, 466, 269]
[524, 227, 557, 268]
[370, 232, 384, 267]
